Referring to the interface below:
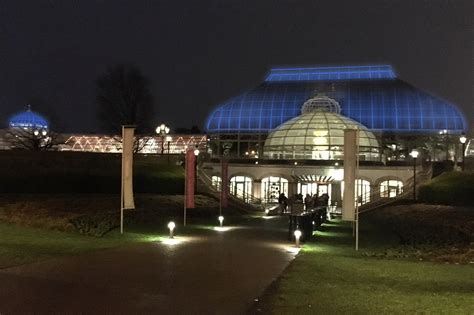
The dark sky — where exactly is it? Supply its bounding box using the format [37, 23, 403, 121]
[0, 0, 472, 133]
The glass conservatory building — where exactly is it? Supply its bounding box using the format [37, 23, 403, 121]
[205, 65, 467, 158]
[263, 95, 380, 161]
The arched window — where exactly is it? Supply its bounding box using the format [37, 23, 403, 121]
[211, 176, 221, 191]
[230, 176, 253, 202]
[261, 176, 289, 203]
[380, 180, 403, 198]
[341, 179, 371, 205]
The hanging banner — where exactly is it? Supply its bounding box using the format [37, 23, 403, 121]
[221, 159, 229, 208]
[185, 149, 196, 208]
[342, 129, 357, 221]
[121, 126, 135, 210]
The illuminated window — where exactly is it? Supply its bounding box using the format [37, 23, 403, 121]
[261, 176, 288, 203]
[211, 176, 221, 191]
[230, 176, 253, 202]
[380, 180, 403, 198]
[341, 179, 371, 205]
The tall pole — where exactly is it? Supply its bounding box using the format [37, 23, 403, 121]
[167, 140, 171, 164]
[413, 157, 417, 200]
[461, 142, 465, 171]
[355, 130, 360, 251]
[194, 157, 197, 193]
[161, 135, 165, 154]
[183, 153, 187, 226]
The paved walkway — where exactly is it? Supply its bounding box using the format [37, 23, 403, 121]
[0, 217, 296, 314]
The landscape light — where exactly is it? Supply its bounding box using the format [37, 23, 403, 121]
[459, 134, 467, 144]
[167, 221, 176, 239]
[294, 229, 302, 248]
[41, 129, 47, 136]
[218, 215, 224, 227]
[294, 161, 298, 165]
[194, 148, 200, 156]
[33, 130, 39, 136]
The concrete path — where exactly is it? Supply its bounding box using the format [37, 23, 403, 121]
[0, 217, 296, 314]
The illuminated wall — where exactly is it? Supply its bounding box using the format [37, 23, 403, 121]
[205, 65, 467, 134]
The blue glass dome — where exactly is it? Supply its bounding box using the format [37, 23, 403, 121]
[9, 107, 49, 129]
[205, 65, 467, 134]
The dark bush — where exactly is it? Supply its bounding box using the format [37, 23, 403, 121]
[70, 213, 119, 237]
[418, 171, 474, 206]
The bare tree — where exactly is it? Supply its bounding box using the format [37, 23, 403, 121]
[96, 64, 154, 135]
[6, 128, 60, 151]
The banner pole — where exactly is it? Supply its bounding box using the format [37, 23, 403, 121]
[184, 151, 187, 226]
[120, 126, 124, 235]
[219, 158, 222, 217]
[355, 129, 360, 251]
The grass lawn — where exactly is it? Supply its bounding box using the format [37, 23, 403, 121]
[0, 217, 222, 270]
[255, 219, 474, 314]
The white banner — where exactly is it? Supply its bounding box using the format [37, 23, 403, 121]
[342, 129, 358, 221]
[121, 126, 135, 210]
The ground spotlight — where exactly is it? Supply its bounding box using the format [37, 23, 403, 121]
[294, 229, 302, 248]
[168, 221, 176, 238]
[218, 215, 224, 227]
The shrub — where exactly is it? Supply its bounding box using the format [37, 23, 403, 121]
[418, 171, 474, 206]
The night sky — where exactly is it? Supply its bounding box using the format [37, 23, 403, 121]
[0, 0, 472, 133]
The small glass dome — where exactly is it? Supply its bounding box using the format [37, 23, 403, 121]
[9, 106, 49, 129]
[263, 96, 380, 161]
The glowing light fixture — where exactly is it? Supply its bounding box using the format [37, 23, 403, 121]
[167, 221, 176, 238]
[409, 149, 419, 159]
[294, 229, 302, 248]
[218, 215, 224, 227]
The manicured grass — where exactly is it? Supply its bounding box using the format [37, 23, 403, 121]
[0, 213, 239, 269]
[0, 221, 162, 269]
[258, 220, 474, 314]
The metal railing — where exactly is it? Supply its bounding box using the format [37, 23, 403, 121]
[197, 169, 263, 208]
[358, 166, 432, 213]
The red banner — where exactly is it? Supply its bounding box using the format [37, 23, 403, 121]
[185, 149, 195, 208]
[221, 159, 229, 208]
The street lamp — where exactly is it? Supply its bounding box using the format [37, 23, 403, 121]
[460, 133, 467, 171]
[165, 135, 172, 164]
[155, 123, 170, 154]
[410, 149, 419, 201]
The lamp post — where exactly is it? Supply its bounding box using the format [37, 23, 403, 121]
[165, 135, 172, 164]
[460, 133, 467, 171]
[194, 146, 199, 193]
[410, 149, 419, 201]
[155, 123, 170, 155]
